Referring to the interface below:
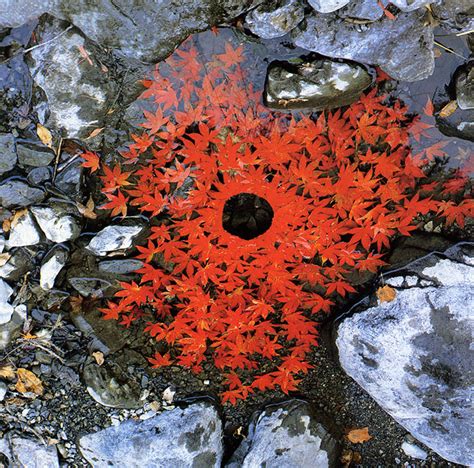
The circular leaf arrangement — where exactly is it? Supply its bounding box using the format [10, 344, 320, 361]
[95, 34, 473, 404]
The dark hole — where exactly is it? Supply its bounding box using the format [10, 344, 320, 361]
[222, 193, 274, 240]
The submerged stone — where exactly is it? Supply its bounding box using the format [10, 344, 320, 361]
[432, 0, 474, 32]
[79, 401, 223, 467]
[292, 9, 434, 82]
[336, 244, 474, 466]
[264, 59, 372, 111]
[16, 141, 55, 167]
[246, 0, 305, 39]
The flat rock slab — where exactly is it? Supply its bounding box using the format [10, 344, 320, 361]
[78, 401, 223, 467]
[336, 243, 474, 466]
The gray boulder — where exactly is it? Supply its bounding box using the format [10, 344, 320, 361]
[307, 0, 350, 13]
[264, 58, 372, 111]
[227, 400, 339, 468]
[432, 0, 474, 32]
[86, 224, 145, 256]
[31, 205, 81, 243]
[246, 0, 305, 39]
[292, 9, 434, 82]
[27, 17, 114, 139]
[0, 434, 59, 468]
[336, 243, 474, 466]
[79, 401, 223, 467]
[16, 141, 55, 167]
[0, 179, 45, 208]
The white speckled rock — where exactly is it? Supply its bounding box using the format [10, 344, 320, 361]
[6, 436, 59, 468]
[7, 210, 41, 248]
[78, 401, 223, 467]
[86, 224, 144, 256]
[227, 400, 339, 467]
[31, 205, 81, 243]
[336, 243, 474, 466]
[39, 246, 68, 290]
[0, 279, 14, 325]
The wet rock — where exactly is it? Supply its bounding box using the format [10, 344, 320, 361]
[391, 0, 434, 11]
[0, 304, 26, 349]
[79, 401, 223, 467]
[0, 54, 32, 131]
[27, 166, 52, 185]
[308, 0, 350, 13]
[98, 259, 143, 274]
[435, 104, 474, 142]
[6, 435, 59, 468]
[0, 248, 33, 281]
[6, 209, 41, 247]
[264, 58, 371, 111]
[31, 205, 81, 243]
[401, 441, 428, 460]
[455, 63, 474, 110]
[39, 245, 68, 290]
[54, 158, 83, 200]
[27, 17, 113, 139]
[336, 244, 474, 466]
[0, 1, 53, 27]
[227, 400, 339, 468]
[0, 179, 45, 208]
[67, 275, 113, 297]
[432, 0, 474, 32]
[0, 133, 17, 175]
[86, 224, 145, 256]
[246, 0, 305, 39]
[0, 278, 14, 324]
[292, 10, 434, 82]
[16, 141, 55, 167]
[82, 361, 142, 409]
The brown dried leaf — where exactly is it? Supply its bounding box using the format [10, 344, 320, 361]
[76, 197, 97, 219]
[2, 218, 11, 233]
[15, 368, 44, 396]
[37, 123, 53, 148]
[0, 253, 11, 267]
[346, 427, 372, 444]
[85, 127, 104, 140]
[92, 351, 104, 366]
[438, 100, 458, 118]
[0, 364, 16, 380]
[376, 285, 397, 303]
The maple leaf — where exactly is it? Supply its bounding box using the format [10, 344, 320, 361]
[148, 352, 173, 368]
[100, 190, 129, 218]
[81, 151, 100, 172]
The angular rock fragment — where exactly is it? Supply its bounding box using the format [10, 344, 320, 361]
[0, 179, 45, 208]
[307, 0, 350, 13]
[86, 224, 144, 256]
[16, 141, 55, 167]
[31, 205, 81, 243]
[6, 209, 41, 248]
[39, 245, 68, 290]
[0, 134, 17, 175]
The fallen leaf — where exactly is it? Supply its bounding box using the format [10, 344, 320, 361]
[37, 123, 53, 148]
[376, 285, 397, 303]
[438, 100, 458, 118]
[76, 196, 97, 219]
[85, 127, 104, 139]
[92, 351, 104, 366]
[0, 253, 11, 267]
[21, 333, 37, 340]
[0, 364, 16, 380]
[346, 427, 372, 444]
[2, 218, 11, 233]
[15, 368, 44, 396]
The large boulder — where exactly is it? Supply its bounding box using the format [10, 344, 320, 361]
[336, 243, 474, 466]
[292, 9, 434, 82]
[79, 401, 223, 467]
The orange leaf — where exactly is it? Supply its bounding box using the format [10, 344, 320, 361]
[376, 285, 397, 303]
[346, 427, 372, 443]
[15, 368, 44, 396]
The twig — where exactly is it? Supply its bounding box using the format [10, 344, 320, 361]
[0, 25, 74, 65]
[456, 29, 474, 37]
[434, 40, 466, 60]
[52, 137, 63, 182]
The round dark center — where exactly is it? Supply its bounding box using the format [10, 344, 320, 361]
[222, 193, 274, 240]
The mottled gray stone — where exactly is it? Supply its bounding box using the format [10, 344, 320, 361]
[264, 58, 371, 110]
[98, 259, 143, 274]
[31, 205, 81, 243]
[79, 401, 223, 467]
[9, 435, 59, 468]
[0, 278, 14, 325]
[339, 0, 385, 20]
[0, 134, 17, 175]
[27, 17, 113, 139]
[86, 224, 144, 256]
[27, 166, 52, 185]
[0, 248, 33, 281]
[336, 244, 474, 466]
[227, 400, 339, 468]
[308, 0, 350, 13]
[293, 9, 434, 82]
[16, 141, 55, 167]
[67, 275, 113, 297]
[391, 0, 436, 11]
[0, 179, 45, 208]
[246, 0, 305, 39]
[0, 304, 26, 349]
[54, 158, 83, 200]
[456, 63, 474, 110]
